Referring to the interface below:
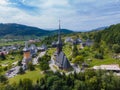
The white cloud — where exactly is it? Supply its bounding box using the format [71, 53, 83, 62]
[0, 0, 120, 31]
[0, 0, 9, 5]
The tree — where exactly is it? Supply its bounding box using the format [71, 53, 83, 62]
[92, 42, 100, 50]
[74, 80, 85, 90]
[0, 52, 6, 60]
[39, 54, 50, 72]
[19, 67, 24, 74]
[51, 80, 66, 90]
[28, 62, 35, 71]
[72, 55, 84, 65]
[40, 61, 49, 71]
[86, 76, 99, 90]
[46, 75, 60, 89]
[112, 44, 120, 53]
[72, 45, 79, 58]
[0, 74, 7, 83]
[18, 60, 22, 66]
[38, 54, 51, 62]
[94, 53, 104, 59]
[22, 78, 33, 90]
[0, 67, 3, 72]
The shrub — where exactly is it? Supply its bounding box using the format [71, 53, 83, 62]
[94, 53, 104, 59]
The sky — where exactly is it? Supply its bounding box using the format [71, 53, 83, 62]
[0, 0, 120, 31]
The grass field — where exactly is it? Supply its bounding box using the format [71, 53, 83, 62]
[47, 48, 56, 56]
[82, 48, 120, 67]
[89, 58, 120, 67]
[47, 44, 72, 58]
[0, 54, 22, 65]
[9, 68, 44, 84]
[63, 44, 72, 57]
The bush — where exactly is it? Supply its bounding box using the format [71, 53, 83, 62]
[28, 62, 35, 71]
[19, 67, 25, 74]
[0, 53, 6, 60]
[40, 61, 49, 71]
[72, 55, 84, 65]
[112, 44, 120, 53]
[94, 53, 104, 59]
[0, 74, 7, 83]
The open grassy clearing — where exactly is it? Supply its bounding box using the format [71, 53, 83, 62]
[46, 48, 56, 56]
[0, 54, 22, 65]
[63, 44, 72, 57]
[9, 68, 44, 84]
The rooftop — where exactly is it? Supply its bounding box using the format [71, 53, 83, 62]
[93, 64, 120, 71]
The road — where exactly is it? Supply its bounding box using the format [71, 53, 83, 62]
[5, 66, 20, 78]
[32, 51, 46, 65]
[49, 56, 57, 72]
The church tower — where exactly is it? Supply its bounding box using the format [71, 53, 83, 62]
[57, 20, 62, 53]
[23, 42, 31, 64]
[55, 20, 71, 70]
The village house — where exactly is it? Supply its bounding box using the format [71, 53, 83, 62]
[28, 39, 41, 43]
[72, 38, 82, 45]
[22, 42, 32, 64]
[82, 39, 93, 47]
[64, 37, 73, 43]
[51, 41, 57, 47]
[38, 44, 47, 51]
[29, 44, 38, 57]
[64, 37, 82, 45]
[0, 45, 20, 55]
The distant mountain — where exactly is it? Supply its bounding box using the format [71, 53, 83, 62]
[51, 29, 74, 34]
[0, 23, 73, 38]
[78, 26, 109, 32]
[92, 26, 108, 31]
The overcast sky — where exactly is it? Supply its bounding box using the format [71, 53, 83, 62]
[0, 0, 120, 31]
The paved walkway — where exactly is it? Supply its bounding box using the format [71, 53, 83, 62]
[32, 51, 46, 65]
[49, 56, 57, 72]
[5, 66, 20, 78]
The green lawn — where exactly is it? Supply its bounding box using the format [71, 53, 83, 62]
[9, 68, 44, 84]
[89, 58, 120, 67]
[47, 44, 72, 57]
[0, 54, 22, 65]
[47, 48, 56, 56]
[63, 44, 72, 57]
[86, 53, 120, 67]
[77, 46, 120, 67]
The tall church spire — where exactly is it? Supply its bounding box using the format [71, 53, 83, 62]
[58, 20, 61, 43]
[57, 20, 62, 53]
[54, 20, 71, 70]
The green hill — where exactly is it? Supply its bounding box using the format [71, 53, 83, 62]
[0, 23, 73, 38]
[93, 23, 120, 44]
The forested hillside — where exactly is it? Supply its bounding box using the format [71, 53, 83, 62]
[0, 23, 50, 36]
[94, 23, 120, 44]
[0, 23, 73, 38]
